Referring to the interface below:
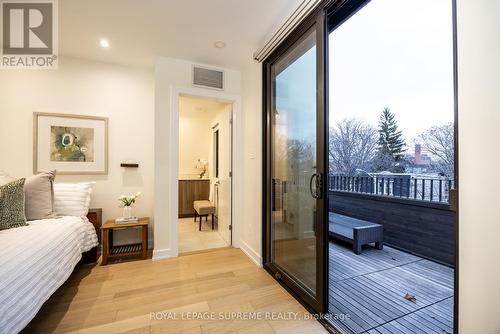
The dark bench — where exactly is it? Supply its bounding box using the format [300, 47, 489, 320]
[329, 212, 383, 254]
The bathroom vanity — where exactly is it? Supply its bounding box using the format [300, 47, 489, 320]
[178, 179, 210, 218]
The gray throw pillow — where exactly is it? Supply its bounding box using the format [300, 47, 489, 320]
[24, 170, 56, 221]
[0, 178, 28, 230]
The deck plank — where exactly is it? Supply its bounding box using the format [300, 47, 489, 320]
[328, 241, 454, 334]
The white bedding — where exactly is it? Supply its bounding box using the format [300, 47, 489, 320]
[0, 216, 98, 334]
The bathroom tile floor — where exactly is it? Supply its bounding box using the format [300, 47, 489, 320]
[178, 217, 228, 254]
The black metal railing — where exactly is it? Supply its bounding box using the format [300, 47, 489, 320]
[328, 174, 455, 203]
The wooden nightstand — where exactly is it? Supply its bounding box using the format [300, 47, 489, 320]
[81, 208, 102, 264]
[101, 217, 149, 265]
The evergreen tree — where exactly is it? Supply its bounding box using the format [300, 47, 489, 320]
[374, 107, 407, 172]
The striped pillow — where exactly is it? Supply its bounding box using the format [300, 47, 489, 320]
[0, 178, 28, 230]
[53, 182, 94, 217]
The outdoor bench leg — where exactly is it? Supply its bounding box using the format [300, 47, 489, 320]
[353, 242, 362, 255]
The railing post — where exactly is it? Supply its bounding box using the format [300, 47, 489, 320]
[447, 180, 452, 202]
[439, 179, 443, 202]
[407, 178, 411, 198]
[414, 178, 418, 199]
[430, 179, 434, 201]
[422, 179, 426, 200]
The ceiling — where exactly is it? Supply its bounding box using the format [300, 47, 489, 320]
[180, 95, 230, 114]
[59, 0, 303, 69]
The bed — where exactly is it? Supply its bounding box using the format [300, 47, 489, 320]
[0, 215, 98, 334]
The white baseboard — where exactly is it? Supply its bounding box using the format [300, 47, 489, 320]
[239, 240, 262, 267]
[152, 248, 174, 261]
[302, 230, 315, 239]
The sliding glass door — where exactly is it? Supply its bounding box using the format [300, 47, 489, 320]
[263, 13, 328, 314]
[263, 1, 458, 332]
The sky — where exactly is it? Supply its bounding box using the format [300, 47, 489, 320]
[329, 0, 454, 143]
[276, 43, 317, 146]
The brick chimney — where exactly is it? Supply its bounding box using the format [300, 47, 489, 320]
[415, 144, 422, 164]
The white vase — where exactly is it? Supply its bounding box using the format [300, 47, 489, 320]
[123, 206, 133, 218]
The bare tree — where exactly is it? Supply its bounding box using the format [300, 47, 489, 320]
[274, 134, 315, 169]
[416, 122, 454, 176]
[329, 119, 378, 175]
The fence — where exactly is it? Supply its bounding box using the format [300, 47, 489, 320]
[328, 174, 454, 203]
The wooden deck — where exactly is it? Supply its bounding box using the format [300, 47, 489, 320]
[328, 242, 454, 334]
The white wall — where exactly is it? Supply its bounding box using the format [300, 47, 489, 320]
[0, 57, 155, 245]
[457, 1, 500, 333]
[239, 61, 264, 265]
[179, 98, 223, 178]
[154, 57, 242, 259]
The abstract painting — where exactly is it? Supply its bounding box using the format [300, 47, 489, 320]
[34, 113, 108, 174]
[50, 126, 95, 162]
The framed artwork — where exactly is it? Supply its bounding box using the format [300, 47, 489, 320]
[33, 112, 108, 175]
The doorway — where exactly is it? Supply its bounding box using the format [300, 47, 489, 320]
[263, 0, 458, 333]
[178, 95, 233, 254]
[327, 1, 456, 333]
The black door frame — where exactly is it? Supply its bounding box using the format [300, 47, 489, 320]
[262, 0, 459, 333]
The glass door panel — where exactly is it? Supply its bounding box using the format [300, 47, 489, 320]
[270, 28, 320, 297]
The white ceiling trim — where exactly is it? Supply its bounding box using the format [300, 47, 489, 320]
[253, 0, 322, 62]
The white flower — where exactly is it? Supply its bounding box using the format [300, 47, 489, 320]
[118, 192, 142, 208]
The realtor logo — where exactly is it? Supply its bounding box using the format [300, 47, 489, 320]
[1, 0, 58, 69]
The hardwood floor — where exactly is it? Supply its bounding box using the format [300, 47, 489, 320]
[24, 248, 327, 334]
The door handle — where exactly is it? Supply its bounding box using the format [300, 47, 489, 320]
[309, 173, 323, 199]
[316, 173, 323, 199]
[309, 174, 316, 198]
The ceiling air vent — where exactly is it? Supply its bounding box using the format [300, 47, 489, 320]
[193, 66, 224, 90]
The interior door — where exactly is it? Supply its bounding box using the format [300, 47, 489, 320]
[264, 16, 328, 314]
[214, 106, 232, 245]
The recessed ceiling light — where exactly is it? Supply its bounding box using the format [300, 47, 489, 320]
[99, 39, 110, 48]
[214, 41, 226, 49]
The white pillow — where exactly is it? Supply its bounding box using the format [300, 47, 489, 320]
[53, 182, 94, 217]
[0, 171, 15, 186]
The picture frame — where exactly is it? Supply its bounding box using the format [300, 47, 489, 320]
[33, 112, 108, 175]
